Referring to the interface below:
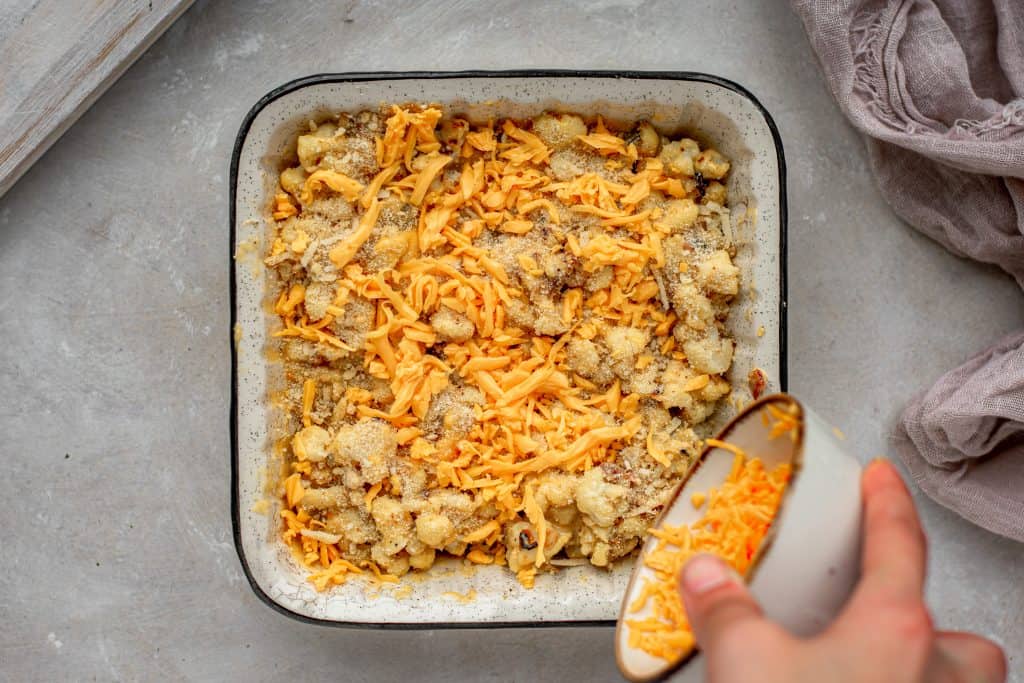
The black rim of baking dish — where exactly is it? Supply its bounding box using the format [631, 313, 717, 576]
[229, 69, 789, 630]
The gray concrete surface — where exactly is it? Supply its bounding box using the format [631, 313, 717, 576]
[1, 1, 1021, 680]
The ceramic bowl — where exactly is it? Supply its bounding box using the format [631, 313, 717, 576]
[230, 71, 787, 626]
[616, 394, 863, 682]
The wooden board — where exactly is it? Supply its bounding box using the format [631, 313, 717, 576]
[0, 0, 193, 199]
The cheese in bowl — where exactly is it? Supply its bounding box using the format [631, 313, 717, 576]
[263, 104, 741, 590]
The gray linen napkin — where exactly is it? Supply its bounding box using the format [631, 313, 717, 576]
[790, 0, 1024, 540]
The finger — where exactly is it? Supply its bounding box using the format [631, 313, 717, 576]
[857, 459, 927, 603]
[928, 632, 1007, 683]
[678, 554, 763, 652]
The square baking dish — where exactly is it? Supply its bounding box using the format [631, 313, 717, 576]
[230, 71, 787, 627]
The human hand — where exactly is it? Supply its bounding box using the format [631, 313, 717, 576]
[677, 460, 1006, 683]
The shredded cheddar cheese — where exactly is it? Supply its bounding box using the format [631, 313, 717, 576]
[328, 198, 382, 269]
[301, 378, 316, 427]
[265, 104, 741, 592]
[301, 169, 364, 204]
[272, 193, 298, 221]
[625, 436, 793, 664]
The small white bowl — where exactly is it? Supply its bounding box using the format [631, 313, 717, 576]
[616, 394, 863, 682]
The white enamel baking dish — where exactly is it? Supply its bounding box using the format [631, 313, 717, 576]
[230, 71, 787, 627]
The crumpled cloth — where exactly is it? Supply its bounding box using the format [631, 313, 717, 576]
[791, 0, 1024, 541]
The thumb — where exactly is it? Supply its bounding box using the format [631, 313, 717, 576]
[679, 554, 764, 652]
[927, 632, 1007, 683]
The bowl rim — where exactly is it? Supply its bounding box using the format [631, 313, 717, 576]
[229, 69, 789, 630]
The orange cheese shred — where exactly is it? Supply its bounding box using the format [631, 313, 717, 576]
[409, 154, 451, 206]
[301, 378, 316, 427]
[329, 198, 382, 269]
[301, 169, 364, 204]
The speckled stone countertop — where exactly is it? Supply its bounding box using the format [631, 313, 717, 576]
[1, 1, 1021, 680]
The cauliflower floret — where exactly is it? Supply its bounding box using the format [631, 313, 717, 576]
[426, 490, 476, 518]
[366, 377, 393, 405]
[533, 113, 588, 150]
[333, 419, 397, 483]
[292, 425, 331, 462]
[408, 548, 436, 570]
[659, 360, 698, 411]
[566, 338, 614, 385]
[687, 400, 717, 425]
[280, 166, 308, 198]
[296, 123, 339, 170]
[505, 298, 536, 330]
[441, 389, 483, 435]
[658, 138, 700, 178]
[303, 281, 333, 321]
[659, 234, 691, 273]
[396, 466, 428, 509]
[584, 266, 614, 292]
[300, 485, 349, 510]
[703, 180, 727, 205]
[606, 516, 649, 561]
[422, 386, 484, 452]
[431, 306, 475, 342]
[415, 511, 455, 547]
[376, 198, 418, 231]
[282, 339, 348, 364]
[540, 251, 572, 281]
[548, 149, 591, 181]
[324, 507, 378, 545]
[604, 326, 651, 378]
[575, 468, 628, 527]
[671, 281, 715, 331]
[661, 199, 699, 232]
[320, 135, 378, 182]
[533, 472, 577, 511]
[694, 148, 730, 180]
[624, 363, 661, 395]
[696, 250, 740, 297]
[660, 363, 729, 413]
[531, 296, 569, 336]
[371, 496, 413, 556]
[684, 331, 734, 375]
[697, 375, 731, 402]
[373, 551, 410, 577]
[330, 295, 374, 350]
[370, 231, 412, 271]
[632, 122, 661, 157]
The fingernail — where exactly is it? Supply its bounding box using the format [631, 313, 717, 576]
[682, 554, 733, 595]
[865, 458, 902, 484]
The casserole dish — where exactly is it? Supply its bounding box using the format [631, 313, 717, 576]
[230, 70, 787, 626]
